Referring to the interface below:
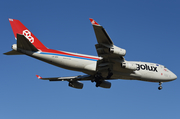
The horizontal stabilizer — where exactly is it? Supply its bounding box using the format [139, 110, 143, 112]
[17, 34, 38, 51]
[4, 50, 23, 55]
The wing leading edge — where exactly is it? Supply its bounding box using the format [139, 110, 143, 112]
[36, 74, 92, 81]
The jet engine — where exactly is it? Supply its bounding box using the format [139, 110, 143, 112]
[68, 81, 83, 89]
[99, 80, 111, 89]
[121, 62, 137, 70]
[109, 46, 126, 56]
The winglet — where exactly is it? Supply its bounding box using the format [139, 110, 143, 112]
[36, 75, 42, 79]
[89, 18, 100, 26]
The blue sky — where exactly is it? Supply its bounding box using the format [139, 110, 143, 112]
[1, 0, 180, 119]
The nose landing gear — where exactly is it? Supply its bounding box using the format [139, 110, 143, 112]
[158, 82, 163, 90]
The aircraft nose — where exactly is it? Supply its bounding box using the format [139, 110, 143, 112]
[170, 72, 177, 81]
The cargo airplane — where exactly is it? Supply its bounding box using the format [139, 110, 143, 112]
[4, 18, 177, 90]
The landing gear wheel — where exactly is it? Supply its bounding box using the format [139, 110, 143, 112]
[93, 73, 103, 87]
[158, 82, 163, 90]
[68, 81, 73, 87]
[95, 81, 101, 87]
[158, 86, 162, 90]
[96, 83, 99, 87]
[91, 78, 95, 82]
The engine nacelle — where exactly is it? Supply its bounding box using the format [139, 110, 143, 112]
[121, 62, 137, 70]
[109, 45, 126, 56]
[99, 80, 111, 89]
[12, 44, 17, 51]
[68, 81, 83, 89]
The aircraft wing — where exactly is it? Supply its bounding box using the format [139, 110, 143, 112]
[36, 74, 93, 89]
[90, 19, 126, 74]
[89, 18, 113, 45]
[36, 74, 93, 81]
[89, 18, 126, 59]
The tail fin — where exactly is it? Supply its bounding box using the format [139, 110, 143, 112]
[9, 18, 47, 50]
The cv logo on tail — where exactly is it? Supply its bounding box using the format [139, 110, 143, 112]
[23, 30, 34, 43]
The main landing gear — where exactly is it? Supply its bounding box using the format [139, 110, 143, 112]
[106, 68, 113, 79]
[92, 69, 113, 87]
[91, 73, 102, 87]
[158, 82, 163, 90]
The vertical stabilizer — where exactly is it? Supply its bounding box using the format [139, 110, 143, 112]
[9, 18, 47, 50]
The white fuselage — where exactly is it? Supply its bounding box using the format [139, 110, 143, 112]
[20, 48, 177, 83]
